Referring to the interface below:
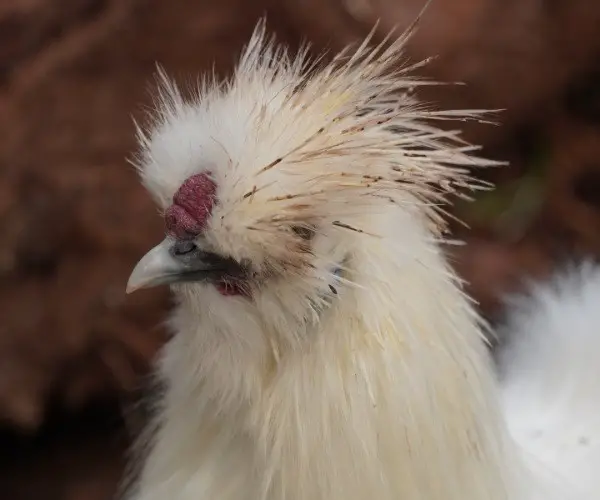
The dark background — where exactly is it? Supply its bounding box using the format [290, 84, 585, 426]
[1, 0, 600, 498]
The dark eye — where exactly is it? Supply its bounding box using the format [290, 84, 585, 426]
[291, 225, 315, 241]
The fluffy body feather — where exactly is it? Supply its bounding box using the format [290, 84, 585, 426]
[497, 262, 600, 500]
[123, 21, 600, 500]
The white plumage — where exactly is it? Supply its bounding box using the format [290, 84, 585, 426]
[122, 21, 600, 500]
[497, 262, 600, 500]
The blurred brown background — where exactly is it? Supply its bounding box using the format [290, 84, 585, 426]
[1, 0, 599, 498]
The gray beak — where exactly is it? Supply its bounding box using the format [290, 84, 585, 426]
[126, 238, 239, 294]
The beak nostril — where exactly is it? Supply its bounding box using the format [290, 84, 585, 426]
[172, 240, 197, 256]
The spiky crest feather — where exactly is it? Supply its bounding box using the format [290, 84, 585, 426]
[135, 19, 499, 239]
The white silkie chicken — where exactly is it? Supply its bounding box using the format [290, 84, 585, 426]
[122, 21, 600, 500]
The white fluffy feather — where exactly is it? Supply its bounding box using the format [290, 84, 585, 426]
[122, 21, 600, 500]
[498, 262, 600, 500]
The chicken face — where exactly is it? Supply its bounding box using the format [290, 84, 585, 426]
[125, 82, 350, 299]
[127, 171, 251, 296]
[125, 161, 327, 298]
